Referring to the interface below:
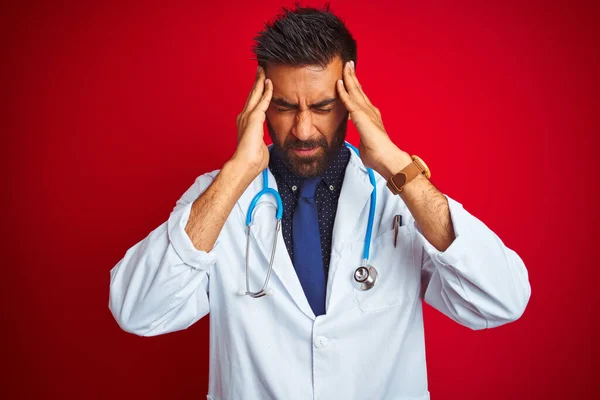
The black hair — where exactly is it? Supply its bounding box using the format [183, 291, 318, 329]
[252, 3, 357, 69]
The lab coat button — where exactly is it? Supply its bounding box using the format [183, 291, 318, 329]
[314, 336, 329, 348]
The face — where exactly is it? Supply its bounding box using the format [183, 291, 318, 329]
[265, 56, 348, 178]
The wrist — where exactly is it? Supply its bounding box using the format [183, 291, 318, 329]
[224, 157, 261, 187]
[378, 148, 413, 180]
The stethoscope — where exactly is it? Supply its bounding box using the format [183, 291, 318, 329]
[239, 142, 378, 298]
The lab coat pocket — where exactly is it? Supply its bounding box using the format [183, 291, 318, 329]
[353, 225, 418, 312]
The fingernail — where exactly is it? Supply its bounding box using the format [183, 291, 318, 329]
[346, 61, 352, 69]
[351, 60, 355, 69]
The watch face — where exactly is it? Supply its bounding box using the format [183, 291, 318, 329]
[412, 156, 431, 179]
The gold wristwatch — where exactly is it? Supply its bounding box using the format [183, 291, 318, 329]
[386, 155, 431, 195]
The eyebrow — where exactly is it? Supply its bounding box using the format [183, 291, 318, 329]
[271, 97, 337, 109]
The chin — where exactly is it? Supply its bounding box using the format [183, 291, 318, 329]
[287, 148, 327, 177]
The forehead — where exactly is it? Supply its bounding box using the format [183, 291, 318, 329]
[266, 57, 344, 103]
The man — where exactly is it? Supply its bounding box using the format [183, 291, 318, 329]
[109, 5, 531, 399]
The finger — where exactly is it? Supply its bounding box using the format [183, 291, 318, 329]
[347, 61, 374, 107]
[244, 66, 266, 111]
[244, 66, 266, 110]
[254, 78, 273, 114]
[245, 66, 262, 102]
[336, 79, 360, 113]
[342, 61, 366, 105]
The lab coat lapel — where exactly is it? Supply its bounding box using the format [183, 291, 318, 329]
[236, 169, 316, 320]
[330, 150, 374, 254]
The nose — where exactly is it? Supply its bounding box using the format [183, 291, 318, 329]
[292, 109, 315, 141]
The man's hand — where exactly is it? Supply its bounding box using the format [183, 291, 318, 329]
[232, 66, 273, 179]
[336, 61, 411, 179]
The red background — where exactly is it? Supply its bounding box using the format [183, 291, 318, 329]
[3, 0, 598, 398]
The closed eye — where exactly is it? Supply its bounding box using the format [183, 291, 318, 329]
[274, 108, 333, 113]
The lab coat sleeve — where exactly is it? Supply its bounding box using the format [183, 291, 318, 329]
[417, 195, 531, 330]
[109, 170, 220, 337]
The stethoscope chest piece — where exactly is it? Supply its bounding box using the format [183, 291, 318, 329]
[352, 265, 379, 291]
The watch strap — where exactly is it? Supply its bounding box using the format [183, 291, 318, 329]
[387, 156, 429, 195]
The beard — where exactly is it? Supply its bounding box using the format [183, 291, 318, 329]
[266, 114, 348, 178]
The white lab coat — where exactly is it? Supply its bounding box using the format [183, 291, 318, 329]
[109, 150, 531, 400]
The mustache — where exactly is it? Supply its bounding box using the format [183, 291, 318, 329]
[284, 138, 328, 150]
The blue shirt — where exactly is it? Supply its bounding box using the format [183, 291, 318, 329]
[269, 145, 350, 277]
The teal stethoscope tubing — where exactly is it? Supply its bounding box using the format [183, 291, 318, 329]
[243, 142, 376, 297]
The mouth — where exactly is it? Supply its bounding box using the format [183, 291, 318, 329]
[291, 147, 320, 156]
